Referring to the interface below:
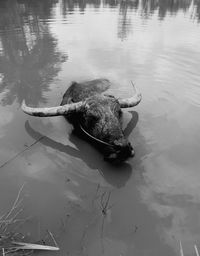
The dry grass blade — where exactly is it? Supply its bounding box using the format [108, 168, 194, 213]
[0, 184, 25, 232]
[47, 230, 59, 248]
[11, 241, 59, 251]
[2, 184, 25, 222]
[2, 209, 23, 233]
[179, 240, 184, 256]
[3, 248, 20, 255]
[0, 184, 60, 256]
[0, 213, 8, 222]
[195, 244, 200, 256]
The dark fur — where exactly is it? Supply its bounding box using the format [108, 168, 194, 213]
[61, 79, 134, 162]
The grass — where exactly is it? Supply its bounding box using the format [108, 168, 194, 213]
[0, 184, 59, 255]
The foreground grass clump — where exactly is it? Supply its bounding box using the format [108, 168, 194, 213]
[0, 184, 59, 255]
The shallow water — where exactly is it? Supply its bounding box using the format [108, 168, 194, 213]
[0, 0, 200, 255]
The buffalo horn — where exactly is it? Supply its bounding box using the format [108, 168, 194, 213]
[21, 100, 85, 117]
[118, 82, 142, 108]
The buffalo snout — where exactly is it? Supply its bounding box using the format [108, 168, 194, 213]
[104, 141, 134, 163]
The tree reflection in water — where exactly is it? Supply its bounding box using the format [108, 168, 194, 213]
[0, 0, 199, 105]
[59, 0, 200, 41]
[0, 0, 67, 106]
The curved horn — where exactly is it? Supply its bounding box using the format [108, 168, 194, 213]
[118, 81, 142, 108]
[21, 100, 85, 117]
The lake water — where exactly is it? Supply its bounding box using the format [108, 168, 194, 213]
[0, 0, 200, 255]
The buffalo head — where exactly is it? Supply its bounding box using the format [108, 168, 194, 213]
[22, 79, 142, 163]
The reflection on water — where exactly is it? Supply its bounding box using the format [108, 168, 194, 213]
[60, 0, 200, 22]
[0, 0, 67, 106]
[0, 0, 200, 255]
[59, 0, 200, 41]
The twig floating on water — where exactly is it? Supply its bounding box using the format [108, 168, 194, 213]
[0, 136, 44, 169]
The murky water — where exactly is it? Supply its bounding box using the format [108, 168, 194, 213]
[0, 0, 200, 255]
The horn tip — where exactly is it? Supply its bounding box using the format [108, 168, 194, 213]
[21, 100, 26, 111]
[131, 81, 142, 102]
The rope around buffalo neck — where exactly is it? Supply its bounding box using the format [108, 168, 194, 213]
[79, 125, 114, 147]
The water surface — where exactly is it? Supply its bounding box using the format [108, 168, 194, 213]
[0, 0, 200, 255]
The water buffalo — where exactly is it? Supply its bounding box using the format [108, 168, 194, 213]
[22, 79, 142, 163]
